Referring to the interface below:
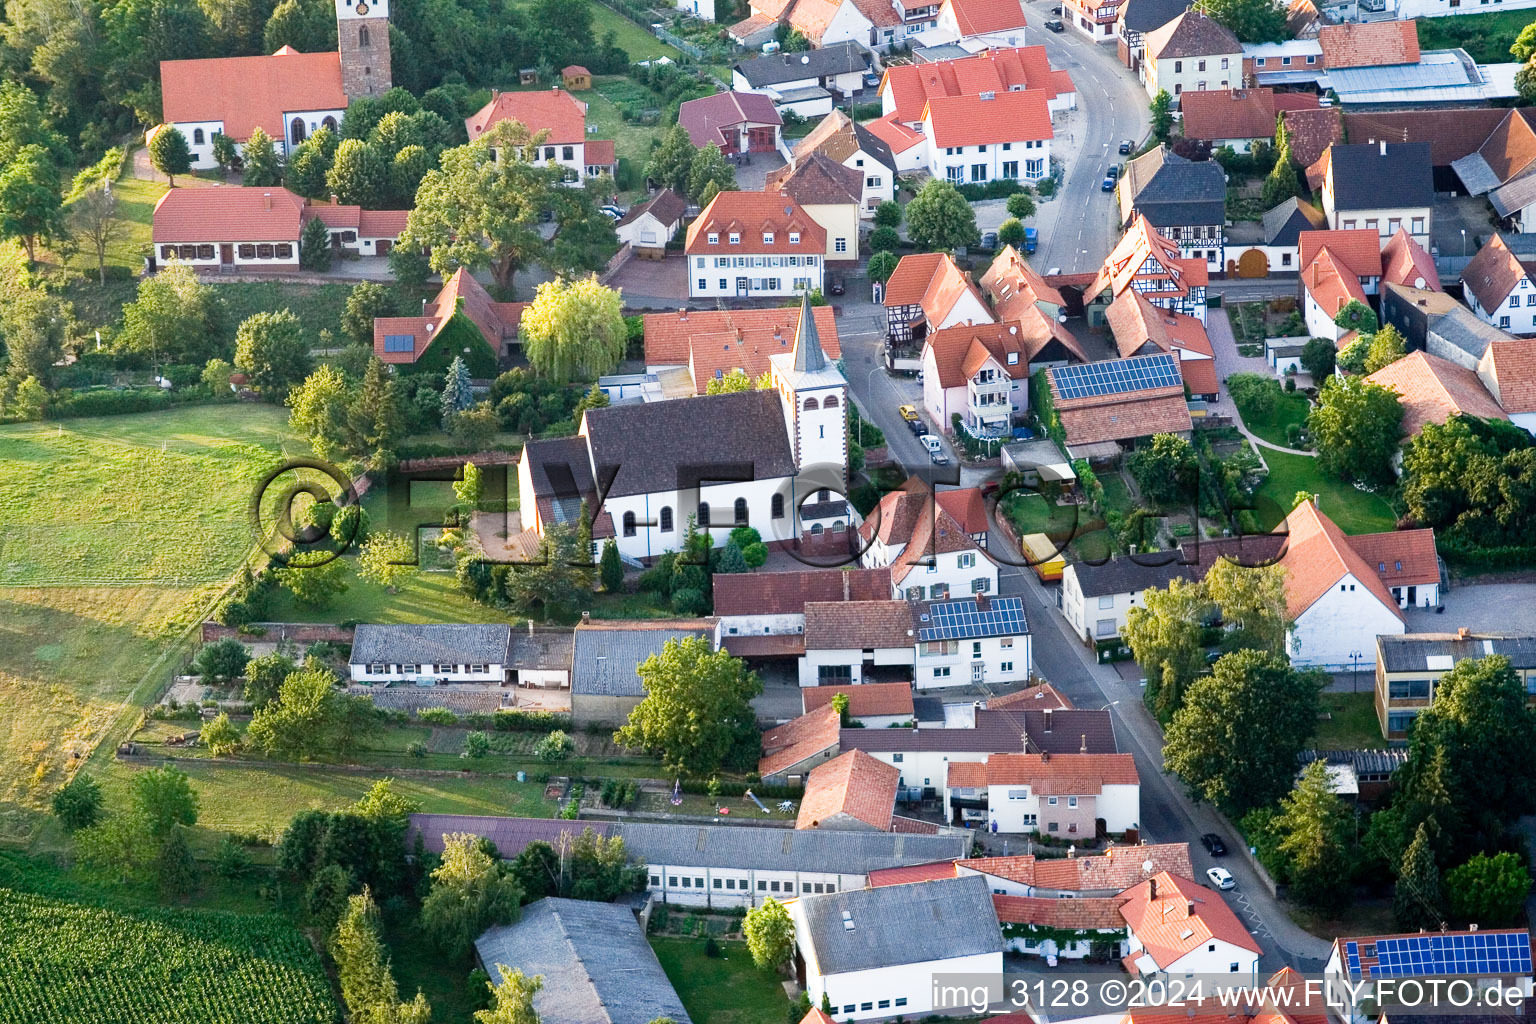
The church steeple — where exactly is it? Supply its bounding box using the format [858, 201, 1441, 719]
[791, 290, 827, 373]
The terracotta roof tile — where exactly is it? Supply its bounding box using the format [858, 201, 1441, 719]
[465, 89, 588, 143]
[1480, 337, 1536, 413]
[714, 566, 891, 616]
[1367, 350, 1507, 435]
[982, 246, 1066, 315]
[1298, 229, 1384, 278]
[858, 475, 931, 547]
[722, 634, 806, 657]
[766, 151, 863, 205]
[1181, 88, 1317, 143]
[1057, 394, 1193, 446]
[935, 488, 989, 537]
[1345, 528, 1441, 589]
[685, 191, 824, 255]
[803, 681, 915, 717]
[1471, 109, 1536, 184]
[947, 0, 1028, 35]
[160, 48, 346, 143]
[1380, 228, 1441, 291]
[1146, 10, 1241, 60]
[994, 893, 1127, 930]
[760, 704, 842, 776]
[850, 0, 902, 27]
[880, 45, 1071, 125]
[883, 251, 992, 326]
[799, 1011, 839, 1024]
[987, 683, 1074, 710]
[152, 186, 303, 243]
[923, 90, 1053, 149]
[1281, 107, 1343, 168]
[925, 321, 1074, 390]
[796, 749, 899, 830]
[946, 760, 988, 787]
[1461, 233, 1534, 313]
[373, 268, 524, 364]
[1319, 20, 1418, 69]
[1106, 290, 1213, 362]
[803, 600, 915, 650]
[643, 305, 840, 394]
[1301, 249, 1368, 322]
[1341, 109, 1519, 168]
[958, 753, 1140, 792]
[1118, 871, 1262, 968]
[1086, 217, 1208, 307]
[1276, 500, 1405, 622]
[863, 113, 926, 154]
[867, 861, 960, 886]
[678, 92, 782, 148]
[788, 0, 844, 43]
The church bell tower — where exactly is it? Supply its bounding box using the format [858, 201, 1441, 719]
[336, 0, 392, 99]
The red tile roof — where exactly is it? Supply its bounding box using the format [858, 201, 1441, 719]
[1298, 229, 1384, 278]
[1146, 10, 1241, 60]
[796, 749, 900, 830]
[867, 860, 960, 886]
[799, 1011, 839, 1024]
[584, 140, 616, 167]
[925, 321, 1064, 390]
[994, 893, 1127, 930]
[1480, 337, 1536, 413]
[160, 48, 346, 143]
[803, 600, 916, 650]
[953, 753, 1140, 792]
[857, 476, 989, 585]
[803, 681, 915, 717]
[152, 186, 303, 243]
[880, 45, 1072, 125]
[923, 90, 1053, 149]
[372, 269, 525, 364]
[850, 0, 901, 27]
[759, 704, 842, 777]
[1461, 233, 1534, 313]
[1276, 500, 1406, 621]
[1181, 88, 1318, 143]
[1379, 228, 1441, 291]
[884, 251, 991, 326]
[465, 89, 589, 143]
[1319, 20, 1418, 69]
[685, 191, 825, 254]
[787, 0, 844, 43]
[713, 566, 892, 616]
[863, 113, 926, 154]
[1470, 108, 1536, 184]
[1107, 290, 1213, 363]
[1118, 871, 1262, 968]
[1301, 249, 1366, 322]
[986, 683, 1074, 710]
[1281, 107, 1344, 168]
[1345, 527, 1441, 589]
[678, 92, 782, 148]
[642, 305, 840, 394]
[947, 0, 1028, 35]
[766, 151, 864, 206]
[1366, 350, 1507, 435]
[1086, 217, 1208, 308]
[935, 488, 989, 537]
[982, 245, 1066, 315]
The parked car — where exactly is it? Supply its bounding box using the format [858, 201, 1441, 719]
[1024, 227, 1038, 254]
[1051, 4, 1062, 11]
[981, 230, 998, 248]
[599, 205, 625, 220]
[1045, 267, 1061, 276]
[828, 276, 845, 296]
[920, 434, 948, 464]
[1044, 18, 1064, 30]
[1201, 833, 1228, 856]
[863, 72, 880, 88]
[1106, 165, 1119, 180]
[898, 404, 920, 423]
[1101, 175, 1115, 192]
[1118, 139, 1134, 155]
[1206, 866, 1236, 890]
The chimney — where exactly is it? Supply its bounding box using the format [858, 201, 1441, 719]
[1458, 627, 1470, 639]
[678, 308, 688, 322]
[581, 611, 591, 625]
[1379, 139, 1387, 156]
[1149, 876, 1157, 899]
[1080, 734, 1087, 753]
[1040, 750, 1050, 763]
[843, 573, 851, 601]
[329, 193, 339, 205]
[1044, 708, 1054, 732]
[976, 593, 989, 612]
[263, 192, 272, 211]
[1067, 845, 1077, 859]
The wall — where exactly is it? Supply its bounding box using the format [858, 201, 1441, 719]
[720, 612, 807, 639]
[154, 239, 299, 269]
[571, 692, 643, 728]
[1146, 52, 1240, 101]
[1162, 938, 1261, 980]
[915, 632, 1029, 690]
[1328, 205, 1431, 248]
[1473, 273, 1536, 334]
[645, 863, 861, 907]
[688, 251, 824, 298]
[1303, 287, 1344, 342]
[926, 134, 1052, 186]
[804, 202, 860, 262]
[1288, 574, 1405, 669]
[173, 120, 227, 170]
[989, 786, 1100, 835]
[843, 149, 896, 216]
[350, 662, 505, 684]
[808, 951, 1006, 1022]
[862, 747, 988, 795]
[280, 107, 348, 155]
[616, 213, 677, 249]
[798, 645, 916, 686]
[814, 0, 876, 49]
[603, 477, 797, 563]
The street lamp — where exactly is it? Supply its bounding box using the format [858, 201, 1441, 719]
[1461, 228, 1467, 257]
[1349, 649, 1363, 694]
[1096, 701, 1120, 711]
[863, 365, 884, 447]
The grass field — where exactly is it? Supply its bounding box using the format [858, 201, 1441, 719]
[1236, 390, 1311, 448]
[1414, 10, 1533, 63]
[588, 5, 684, 61]
[1315, 691, 1382, 749]
[218, 281, 356, 353]
[1250, 451, 1397, 535]
[650, 937, 790, 1024]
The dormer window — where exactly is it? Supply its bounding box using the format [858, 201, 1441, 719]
[763, 231, 774, 244]
[729, 232, 741, 244]
[1008, 352, 1019, 364]
[789, 231, 801, 244]
[708, 232, 719, 244]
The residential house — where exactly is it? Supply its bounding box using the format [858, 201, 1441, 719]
[766, 152, 864, 263]
[506, 626, 576, 692]
[613, 190, 686, 253]
[1461, 233, 1536, 336]
[976, 246, 1090, 363]
[802, 681, 915, 726]
[714, 567, 892, 659]
[861, 114, 928, 173]
[1322, 41, 1521, 108]
[1478, 336, 1536, 433]
[799, 595, 1031, 690]
[789, 109, 898, 215]
[945, 752, 1140, 834]
[1242, 40, 1324, 89]
[1319, 19, 1418, 70]
[409, 812, 969, 907]
[1298, 229, 1384, 341]
[1380, 227, 1442, 292]
[1451, 109, 1536, 230]
[1281, 106, 1345, 171]
[932, 0, 1029, 48]
[795, 748, 940, 831]
[986, 681, 1074, 710]
[474, 899, 692, 1024]
[1105, 290, 1217, 400]
[677, 92, 783, 154]
[922, 322, 1044, 437]
[882, 251, 993, 349]
[1178, 88, 1318, 154]
[1063, 550, 1205, 644]
[1117, 146, 1226, 274]
[1142, 10, 1242, 104]
[879, 44, 1076, 124]
[1249, 196, 1327, 275]
[1116, 0, 1193, 83]
[760, 711, 861, 795]
[1323, 930, 1534, 1024]
[373, 268, 526, 370]
[732, 41, 875, 117]
[935, 487, 989, 549]
[151, 187, 407, 273]
[870, 841, 1192, 896]
[1322, 142, 1434, 248]
[570, 620, 717, 727]
[349, 624, 512, 687]
[857, 475, 998, 599]
[1086, 216, 1210, 324]
[1066, 0, 1129, 43]
[1381, 283, 1514, 371]
[643, 305, 841, 397]
[789, 876, 1004, 1021]
[464, 89, 617, 181]
[994, 895, 1129, 960]
[686, 191, 826, 300]
[1043, 353, 1196, 459]
[1365, 350, 1509, 437]
[158, 43, 355, 169]
[1118, 872, 1262, 981]
[1375, 631, 1536, 738]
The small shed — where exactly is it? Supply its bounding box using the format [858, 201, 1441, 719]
[562, 64, 592, 90]
[1001, 438, 1077, 491]
[519, 67, 538, 86]
[1266, 337, 1307, 376]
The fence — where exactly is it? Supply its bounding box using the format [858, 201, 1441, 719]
[653, 26, 709, 60]
[600, 241, 635, 287]
[201, 622, 356, 644]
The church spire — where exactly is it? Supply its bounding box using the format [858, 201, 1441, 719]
[791, 290, 827, 373]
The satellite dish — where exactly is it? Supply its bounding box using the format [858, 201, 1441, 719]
[1143, 859, 1154, 873]
[1414, 276, 1426, 288]
[801, 54, 810, 63]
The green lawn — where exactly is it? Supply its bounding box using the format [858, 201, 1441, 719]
[1414, 10, 1533, 63]
[585, 77, 672, 195]
[216, 280, 357, 353]
[1250, 450, 1397, 535]
[1314, 692, 1382, 749]
[1239, 391, 1311, 448]
[589, 5, 684, 61]
[650, 937, 791, 1024]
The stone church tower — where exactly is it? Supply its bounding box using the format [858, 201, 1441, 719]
[335, 0, 392, 99]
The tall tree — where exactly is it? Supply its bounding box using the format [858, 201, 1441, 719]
[743, 897, 795, 970]
[131, 765, 199, 837]
[1395, 821, 1446, 930]
[285, 134, 334, 198]
[1307, 374, 1403, 488]
[0, 145, 64, 263]
[499, 523, 592, 618]
[1363, 324, 1407, 374]
[1164, 648, 1321, 816]
[235, 310, 313, 396]
[149, 126, 192, 186]
[905, 178, 977, 251]
[599, 538, 624, 592]
[331, 888, 433, 1024]
[1299, 336, 1335, 381]
[867, 250, 899, 283]
[1126, 433, 1198, 507]
[263, 0, 336, 52]
[68, 181, 128, 285]
[1445, 852, 1531, 926]
[351, 356, 404, 453]
[1193, 0, 1285, 42]
[1261, 125, 1300, 207]
[246, 662, 378, 757]
[357, 532, 417, 592]
[476, 967, 543, 1024]
[687, 142, 736, 205]
[116, 259, 224, 365]
[327, 138, 391, 208]
[341, 282, 400, 346]
[644, 123, 695, 195]
[420, 832, 524, 955]
[289, 364, 358, 459]
[271, 550, 351, 610]
[1204, 557, 1290, 656]
[52, 774, 103, 832]
[1401, 415, 1536, 547]
[441, 356, 474, 426]
[300, 215, 333, 271]
[615, 636, 763, 776]
[1332, 299, 1377, 336]
[241, 126, 282, 187]
[1150, 90, 1173, 141]
[1273, 760, 1356, 908]
[0, 286, 70, 387]
[1122, 576, 1209, 720]
[519, 275, 625, 382]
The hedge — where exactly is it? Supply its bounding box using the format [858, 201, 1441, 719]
[679, 778, 804, 800]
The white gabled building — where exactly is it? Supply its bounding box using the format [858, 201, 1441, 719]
[856, 476, 999, 601]
[349, 624, 511, 685]
[1119, 871, 1263, 982]
[945, 752, 1140, 836]
[685, 191, 826, 300]
[799, 596, 1030, 690]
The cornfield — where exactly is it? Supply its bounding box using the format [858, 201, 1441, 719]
[0, 887, 336, 1024]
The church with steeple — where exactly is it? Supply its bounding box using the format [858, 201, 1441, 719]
[517, 293, 851, 563]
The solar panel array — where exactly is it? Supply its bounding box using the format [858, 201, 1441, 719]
[1050, 353, 1182, 401]
[917, 597, 1027, 642]
[1344, 933, 1533, 979]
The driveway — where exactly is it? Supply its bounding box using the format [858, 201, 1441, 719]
[732, 150, 788, 192]
[609, 252, 689, 308]
[1406, 583, 1536, 633]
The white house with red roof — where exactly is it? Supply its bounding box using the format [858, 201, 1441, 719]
[944, 752, 1140, 834]
[932, 0, 1029, 47]
[1298, 228, 1384, 340]
[685, 191, 826, 299]
[921, 319, 1083, 437]
[882, 251, 993, 349]
[1119, 872, 1262, 981]
[151, 186, 407, 272]
[1461, 233, 1536, 336]
[1479, 337, 1536, 433]
[856, 475, 998, 599]
[464, 89, 617, 182]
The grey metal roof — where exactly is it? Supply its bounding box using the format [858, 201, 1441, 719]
[795, 875, 1003, 975]
[913, 43, 972, 62]
[842, 708, 1117, 755]
[572, 624, 713, 696]
[1262, 196, 1326, 247]
[1326, 141, 1433, 212]
[350, 623, 511, 666]
[475, 898, 692, 1024]
[409, 814, 606, 856]
[734, 40, 872, 88]
[776, 86, 833, 103]
[1376, 632, 1536, 674]
[1451, 152, 1502, 196]
[1120, 0, 1192, 33]
[584, 389, 798, 498]
[506, 628, 575, 671]
[1429, 305, 1509, 361]
[1297, 749, 1409, 774]
[1490, 166, 1536, 218]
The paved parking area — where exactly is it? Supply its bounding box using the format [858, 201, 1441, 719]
[1433, 194, 1497, 258]
[733, 150, 787, 192]
[608, 252, 688, 308]
[1406, 582, 1536, 634]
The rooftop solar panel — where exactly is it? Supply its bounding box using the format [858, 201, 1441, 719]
[1342, 933, 1533, 979]
[917, 597, 1028, 641]
[1049, 353, 1182, 401]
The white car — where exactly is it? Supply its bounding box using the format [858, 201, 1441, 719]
[1206, 866, 1235, 890]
